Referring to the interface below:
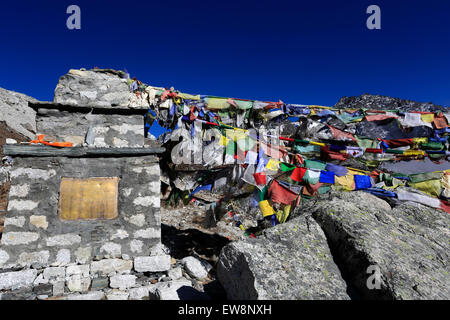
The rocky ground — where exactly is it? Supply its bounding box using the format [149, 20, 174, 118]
[0, 78, 449, 300]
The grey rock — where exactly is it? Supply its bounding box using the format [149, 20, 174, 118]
[75, 247, 92, 264]
[0, 87, 37, 139]
[302, 191, 450, 300]
[53, 69, 148, 109]
[181, 256, 212, 280]
[33, 273, 48, 286]
[91, 277, 109, 290]
[66, 275, 91, 292]
[46, 234, 81, 247]
[17, 250, 50, 268]
[52, 281, 65, 297]
[66, 265, 90, 277]
[147, 279, 192, 300]
[134, 255, 171, 272]
[33, 283, 53, 295]
[106, 289, 129, 300]
[54, 249, 71, 266]
[67, 291, 105, 300]
[1, 232, 39, 246]
[109, 274, 137, 289]
[90, 259, 133, 276]
[129, 286, 150, 300]
[0, 250, 10, 267]
[217, 215, 350, 300]
[0, 269, 38, 290]
[43, 267, 66, 281]
[167, 267, 183, 280]
[335, 93, 447, 113]
[0, 287, 36, 300]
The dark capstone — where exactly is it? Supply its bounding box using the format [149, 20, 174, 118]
[33, 283, 53, 295]
[355, 120, 433, 140]
[334, 94, 447, 113]
[91, 277, 109, 290]
[1, 288, 36, 300]
[90, 226, 107, 242]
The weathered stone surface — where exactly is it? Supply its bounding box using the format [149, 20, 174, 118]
[0, 250, 9, 267]
[0, 167, 9, 185]
[130, 240, 143, 253]
[100, 242, 122, 258]
[134, 228, 160, 239]
[106, 289, 129, 300]
[168, 267, 183, 280]
[53, 69, 149, 109]
[5, 155, 161, 265]
[29, 215, 48, 230]
[4, 216, 26, 228]
[75, 247, 91, 264]
[181, 257, 212, 280]
[0, 87, 37, 139]
[8, 184, 30, 198]
[17, 250, 50, 268]
[334, 93, 448, 113]
[301, 191, 450, 300]
[152, 279, 208, 300]
[66, 265, 90, 277]
[134, 255, 171, 272]
[91, 277, 109, 290]
[67, 291, 105, 300]
[7, 200, 38, 211]
[43, 267, 66, 281]
[36, 110, 145, 148]
[9, 168, 56, 181]
[109, 274, 137, 289]
[54, 249, 71, 266]
[33, 283, 53, 295]
[1, 232, 39, 245]
[110, 229, 129, 240]
[46, 234, 81, 247]
[90, 259, 133, 276]
[66, 275, 91, 292]
[126, 214, 146, 227]
[217, 215, 350, 300]
[0, 269, 37, 290]
[129, 286, 150, 300]
[52, 281, 65, 296]
[33, 273, 48, 286]
[0, 287, 36, 300]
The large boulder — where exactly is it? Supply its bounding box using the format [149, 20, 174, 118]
[216, 215, 350, 300]
[300, 191, 449, 300]
[53, 69, 151, 109]
[334, 93, 447, 113]
[0, 87, 37, 139]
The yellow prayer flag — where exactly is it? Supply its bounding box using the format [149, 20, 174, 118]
[259, 200, 275, 217]
[265, 159, 280, 171]
[421, 114, 435, 123]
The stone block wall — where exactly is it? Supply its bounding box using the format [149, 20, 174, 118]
[0, 155, 161, 269]
[36, 108, 144, 148]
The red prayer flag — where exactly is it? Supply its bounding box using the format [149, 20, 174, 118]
[291, 167, 307, 182]
[268, 180, 298, 205]
[253, 172, 267, 185]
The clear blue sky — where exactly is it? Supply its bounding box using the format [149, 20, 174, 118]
[1, 0, 449, 110]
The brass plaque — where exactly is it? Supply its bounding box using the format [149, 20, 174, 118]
[58, 177, 119, 220]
